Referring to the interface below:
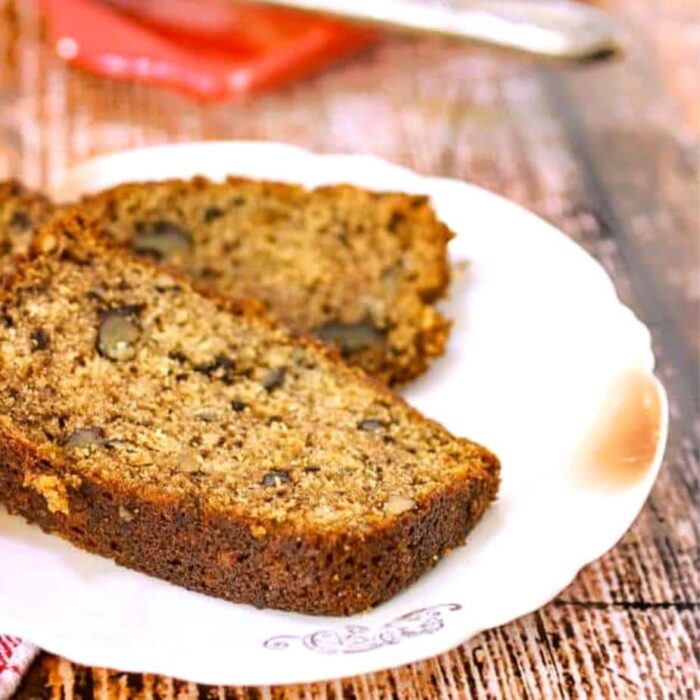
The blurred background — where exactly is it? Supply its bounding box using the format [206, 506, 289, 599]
[1, 0, 697, 192]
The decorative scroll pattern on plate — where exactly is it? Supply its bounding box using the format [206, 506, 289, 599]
[264, 604, 461, 654]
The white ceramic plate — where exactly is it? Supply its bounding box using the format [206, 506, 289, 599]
[0, 142, 668, 686]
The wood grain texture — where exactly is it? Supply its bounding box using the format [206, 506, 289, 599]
[2, 0, 698, 697]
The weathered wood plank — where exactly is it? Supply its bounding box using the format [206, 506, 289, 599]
[4, 0, 699, 697]
[615, 0, 700, 139]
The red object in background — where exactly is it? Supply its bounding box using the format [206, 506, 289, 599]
[38, 0, 377, 101]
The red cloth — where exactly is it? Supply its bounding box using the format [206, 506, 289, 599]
[39, 0, 376, 100]
[0, 635, 38, 699]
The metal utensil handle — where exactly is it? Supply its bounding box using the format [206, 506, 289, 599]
[251, 0, 626, 59]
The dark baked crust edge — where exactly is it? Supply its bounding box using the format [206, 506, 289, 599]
[0, 421, 499, 616]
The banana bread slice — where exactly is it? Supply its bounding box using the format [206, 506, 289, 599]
[77, 177, 453, 385]
[0, 180, 52, 275]
[0, 213, 498, 615]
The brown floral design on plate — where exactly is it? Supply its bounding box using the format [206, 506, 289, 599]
[263, 604, 461, 654]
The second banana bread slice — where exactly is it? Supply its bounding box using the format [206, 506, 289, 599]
[0, 213, 499, 615]
[77, 177, 453, 385]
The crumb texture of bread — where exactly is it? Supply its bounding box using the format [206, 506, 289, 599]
[77, 177, 453, 385]
[0, 180, 53, 275]
[0, 215, 499, 615]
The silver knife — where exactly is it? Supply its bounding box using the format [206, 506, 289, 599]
[248, 0, 626, 59]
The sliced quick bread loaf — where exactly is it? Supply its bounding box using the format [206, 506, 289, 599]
[77, 177, 453, 385]
[0, 213, 498, 615]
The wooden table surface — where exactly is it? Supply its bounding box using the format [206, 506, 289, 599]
[2, 0, 698, 697]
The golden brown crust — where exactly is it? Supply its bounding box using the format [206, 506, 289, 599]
[0, 180, 53, 277]
[0, 213, 499, 616]
[29, 214, 268, 322]
[77, 176, 454, 385]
